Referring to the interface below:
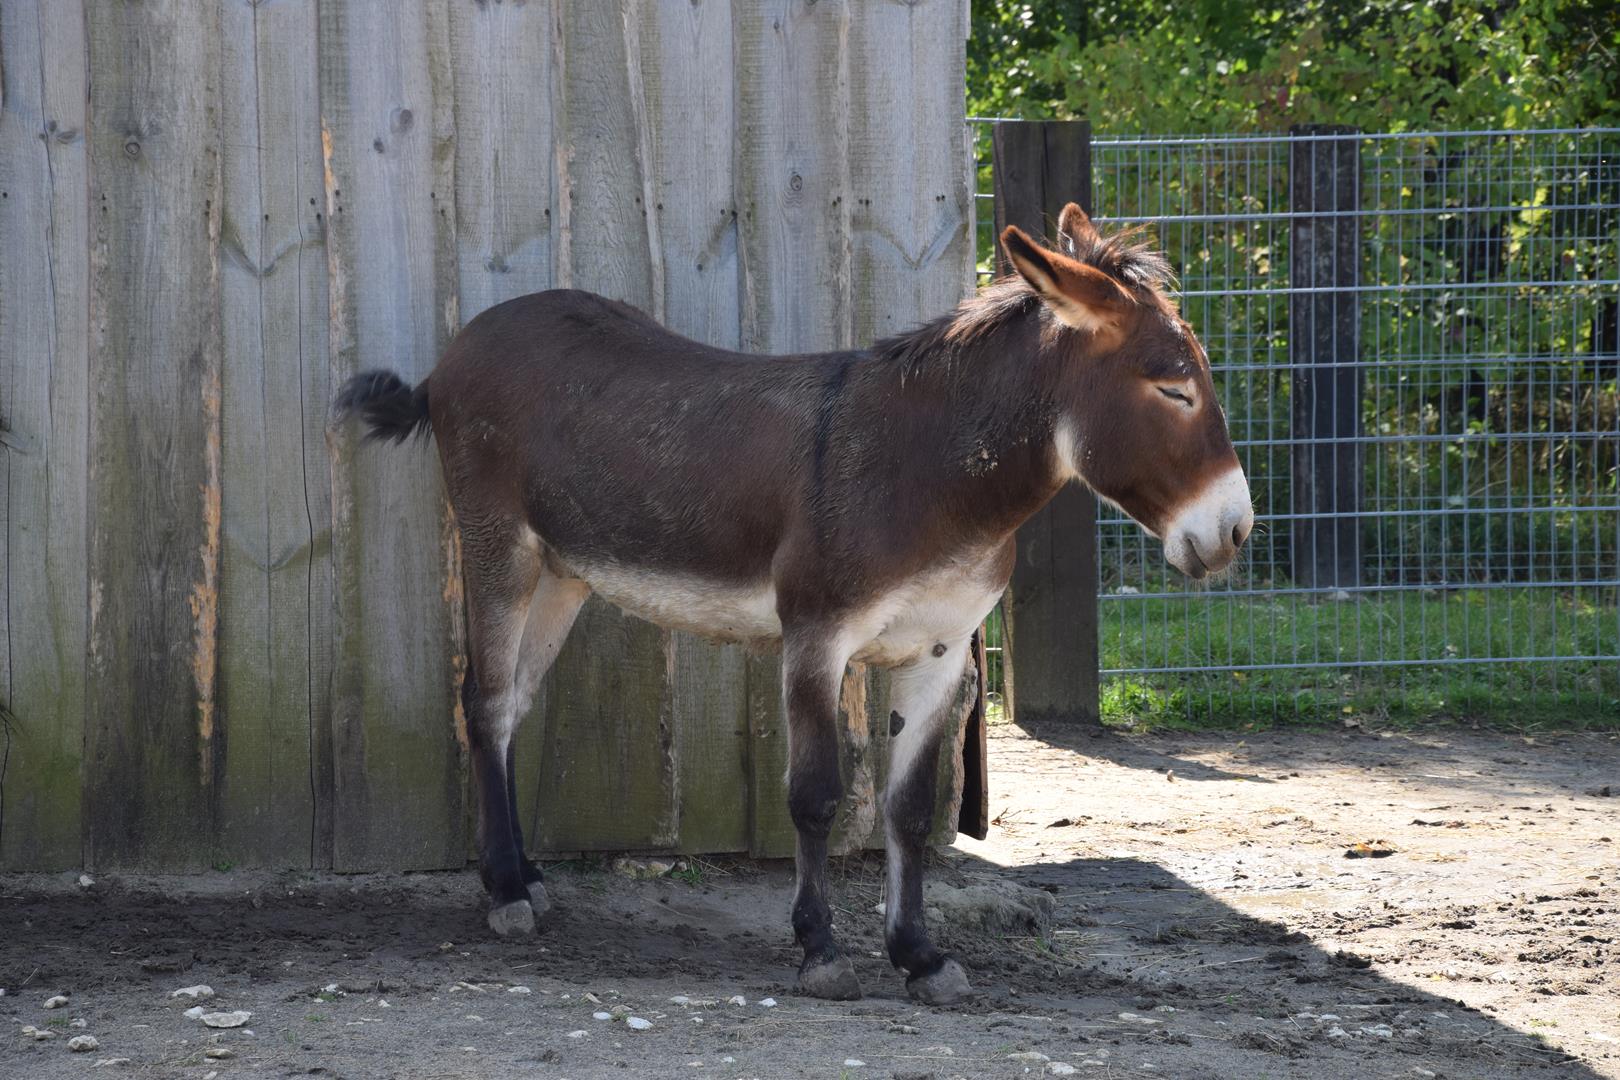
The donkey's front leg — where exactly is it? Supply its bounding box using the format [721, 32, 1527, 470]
[782, 634, 863, 1000]
[884, 638, 977, 1004]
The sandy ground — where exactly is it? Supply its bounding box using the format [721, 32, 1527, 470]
[3, 723, 1616, 1079]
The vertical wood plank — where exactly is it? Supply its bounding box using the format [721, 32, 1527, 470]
[0, 0, 90, 870]
[83, 0, 224, 870]
[321, 0, 465, 871]
[734, 0, 853, 857]
[634, 0, 751, 855]
[532, 0, 677, 853]
[994, 119, 1100, 728]
[847, 0, 974, 342]
[215, 0, 330, 870]
[842, 0, 974, 852]
[448, 0, 560, 855]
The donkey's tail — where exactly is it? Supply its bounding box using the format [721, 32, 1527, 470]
[334, 369, 432, 444]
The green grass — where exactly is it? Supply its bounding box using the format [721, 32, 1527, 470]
[1095, 588, 1619, 731]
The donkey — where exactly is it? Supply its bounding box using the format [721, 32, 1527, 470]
[335, 204, 1252, 1005]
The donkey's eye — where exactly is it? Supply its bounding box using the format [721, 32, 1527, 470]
[1158, 387, 1194, 407]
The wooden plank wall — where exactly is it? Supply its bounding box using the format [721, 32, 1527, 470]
[0, 0, 973, 872]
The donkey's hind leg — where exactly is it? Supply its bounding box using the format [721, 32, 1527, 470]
[460, 525, 546, 937]
[883, 637, 978, 1005]
[504, 570, 591, 917]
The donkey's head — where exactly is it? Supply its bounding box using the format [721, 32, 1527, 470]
[999, 204, 1252, 579]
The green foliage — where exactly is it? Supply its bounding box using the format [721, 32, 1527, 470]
[969, 1, 1620, 132]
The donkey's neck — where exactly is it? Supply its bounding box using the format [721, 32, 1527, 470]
[864, 304, 1078, 550]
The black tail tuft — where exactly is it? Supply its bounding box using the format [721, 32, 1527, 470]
[334, 369, 432, 444]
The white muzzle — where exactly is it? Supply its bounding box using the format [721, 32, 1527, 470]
[1161, 466, 1253, 580]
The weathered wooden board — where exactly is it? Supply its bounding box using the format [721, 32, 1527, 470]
[447, 0, 560, 856]
[734, 0, 855, 858]
[634, 0, 753, 855]
[81, 0, 224, 871]
[0, 0, 974, 872]
[843, 0, 975, 850]
[848, 0, 975, 342]
[216, 0, 330, 870]
[321, 1, 466, 871]
[533, 1, 677, 852]
[0, 0, 90, 870]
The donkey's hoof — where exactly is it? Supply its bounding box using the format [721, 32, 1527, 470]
[526, 880, 553, 922]
[797, 955, 863, 1001]
[487, 899, 536, 938]
[907, 957, 975, 1006]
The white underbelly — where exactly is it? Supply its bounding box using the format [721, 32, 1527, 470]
[577, 564, 783, 647]
[571, 553, 1005, 669]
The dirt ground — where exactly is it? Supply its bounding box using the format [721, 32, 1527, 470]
[4, 724, 1617, 1079]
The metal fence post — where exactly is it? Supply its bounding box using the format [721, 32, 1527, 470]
[1289, 125, 1363, 590]
[992, 120, 1100, 726]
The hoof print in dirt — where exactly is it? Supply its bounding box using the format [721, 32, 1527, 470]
[487, 898, 536, 938]
[907, 957, 976, 1006]
[797, 955, 863, 1000]
[525, 881, 554, 923]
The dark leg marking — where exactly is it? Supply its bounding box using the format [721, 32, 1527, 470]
[889, 710, 905, 737]
[885, 645, 978, 1005]
[785, 646, 862, 1000]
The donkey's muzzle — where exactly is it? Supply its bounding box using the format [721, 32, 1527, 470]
[1163, 466, 1253, 579]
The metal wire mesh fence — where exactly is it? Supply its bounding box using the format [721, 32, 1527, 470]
[975, 124, 1620, 727]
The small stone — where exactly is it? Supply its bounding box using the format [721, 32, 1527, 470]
[78, 874, 95, 889]
[728, 995, 747, 1006]
[1117, 1013, 1160, 1024]
[172, 985, 215, 1001]
[20, 1025, 55, 1041]
[69, 1035, 101, 1052]
[668, 995, 690, 1005]
[92, 1058, 131, 1068]
[1361, 1024, 1394, 1038]
[843, 1060, 865, 1068]
[44, 995, 70, 1009]
[70, 1018, 88, 1028]
[759, 997, 777, 1008]
[184, 1006, 207, 1020]
[1050, 1065, 1078, 1077]
[593, 1011, 613, 1021]
[1009, 1051, 1050, 1062]
[1325, 1026, 1349, 1039]
[626, 1017, 652, 1031]
[205, 1048, 235, 1060]
[507, 986, 531, 995]
[200, 1011, 252, 1028]
[566, 1030, 588, 1039]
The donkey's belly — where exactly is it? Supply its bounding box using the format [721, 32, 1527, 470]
[572, 552, 1004, 669]
[574, 563, 784, 648]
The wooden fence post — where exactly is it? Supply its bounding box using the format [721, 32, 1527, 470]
[992, 120, 1100, 727]
[1289, 125, 1363, 590]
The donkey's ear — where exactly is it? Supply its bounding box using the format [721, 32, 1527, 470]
[1001, 224, 1130, 334]
[1057, 202, 1100, 254]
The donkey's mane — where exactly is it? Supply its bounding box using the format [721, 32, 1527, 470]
[872, 223, 1175, 370]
